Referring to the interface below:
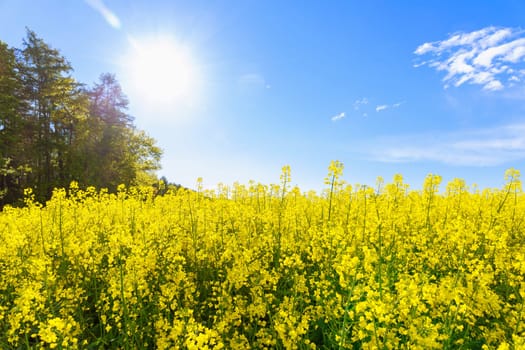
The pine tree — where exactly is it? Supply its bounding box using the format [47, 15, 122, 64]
[18, 29, 86, 201]
[86, 73, 161, 189]
[0, 40, 29, 205]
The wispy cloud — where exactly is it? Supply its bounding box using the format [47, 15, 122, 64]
[85, 0, 121, 29]
[367, 123, 525, 166]
[375, 101, 404, 112]
[392, 101, 405, 108]
[415, 26, 525, 91]
[331, 112, 345, 122]
[353, 97, 369, 110]
[343, 97, 404, 118]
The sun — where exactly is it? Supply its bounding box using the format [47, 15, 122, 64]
[125, 35, 202, 107]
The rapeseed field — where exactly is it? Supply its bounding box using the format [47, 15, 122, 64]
[1, 162, 524, 349]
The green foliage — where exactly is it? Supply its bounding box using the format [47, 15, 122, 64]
[0, 30, 163, 207]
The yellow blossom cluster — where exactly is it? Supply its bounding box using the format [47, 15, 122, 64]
[0, 163, 524, 348]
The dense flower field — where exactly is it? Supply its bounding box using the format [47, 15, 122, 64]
[1, 162, 524, 349]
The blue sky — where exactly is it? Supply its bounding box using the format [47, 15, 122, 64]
[2, 1, 525, 191]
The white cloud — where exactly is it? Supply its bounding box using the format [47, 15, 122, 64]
[352, 98, 403, 115]
[85, 0, 121, 29]
[367, 123, 525, 166]
[392, 101, 405, 108]
[375, 101, 403, 112]
[483, 80, 504, 91]
[353, 97, 369, 110]
[414, 42, 434, 55]
[331, 112, 345, 122]
[415, 26, 525, 91]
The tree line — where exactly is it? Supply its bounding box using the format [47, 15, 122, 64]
[0, 29, 162, 207]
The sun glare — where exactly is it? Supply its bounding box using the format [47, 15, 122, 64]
[125, 35, 202, 107]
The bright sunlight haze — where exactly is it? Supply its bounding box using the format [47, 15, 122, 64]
[124, 35, 202, 110]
